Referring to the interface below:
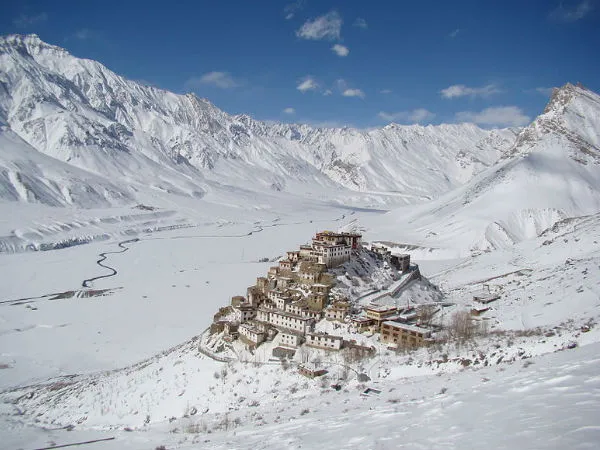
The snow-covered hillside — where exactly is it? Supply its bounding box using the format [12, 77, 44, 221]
[0, 34, 517, 208]
[1, 33, 600, 450]
[368, 83, 600, 256]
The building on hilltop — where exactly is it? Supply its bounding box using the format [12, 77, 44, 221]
[306, 332, 343, 350]
[315, 231, 362, 249]
[233, 303, 257, 323]
[380, 321, 432, 348]
[390, 254, 410, 273]
[349, 315, 375, 332]
[279, 259, 294, 271]
[279, 330, 304, 348]
[231, 295, 246, 308]
[238, 323, 267, 348]
[371, 244, 391, 259]
[312, 241, 352, 268]
[258, 308, 315, 334]
[365, 304, 399, 326]
[298, 363, 328, 378]
[246, 286, 266, 307]
[307, 292, 328, 311]
[256, 277, 269, 293]
[286, 250, 300, 262]
[326, 301, 350, 322]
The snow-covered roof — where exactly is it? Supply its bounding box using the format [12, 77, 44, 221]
[382, 321, 431, 335]
[306, 332, 343, 341]
[366, 304, 398, 312]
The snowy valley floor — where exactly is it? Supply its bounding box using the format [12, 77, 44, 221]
[0, 202, 599, 449]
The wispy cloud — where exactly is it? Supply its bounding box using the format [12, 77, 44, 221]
[296, 11, 342, 41]
[283, 107, 296, 114]
[455, 106, 530, 127]
[549, 0, 593, 22]
[342, 88, 365, 99]
[186, 71, 240, 89]
[535, 87, 555, 96]
[353, 18, 368, 29]
[331, 44, 349, 57]
[284, 0, 305, 20]
[13, 12, 48, 28]
[440, 83, 501, 99]
[323, 89, 333, 96]
[379, 89, 392, 94]
[449, 28, 460, 38]
[74, 29, 93, 40]
[378, 109, 436, 124]
[297, 76, 319, 92]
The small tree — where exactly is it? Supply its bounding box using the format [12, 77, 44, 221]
[417, 304, 437, 327]
[447, 310, 476, 342]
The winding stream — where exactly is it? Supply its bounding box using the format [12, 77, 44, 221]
[81, 238, 140, 288]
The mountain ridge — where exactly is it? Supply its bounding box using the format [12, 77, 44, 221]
[369, 83, 600, 255]
[0, 34, 519, 208]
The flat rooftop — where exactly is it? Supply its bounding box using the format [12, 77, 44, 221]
[366, 304, 398, 312]
[382, 321, 431, 335]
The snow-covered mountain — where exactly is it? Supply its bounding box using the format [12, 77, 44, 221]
[0, 34, 517, 208]
[369, 83, 600, 255]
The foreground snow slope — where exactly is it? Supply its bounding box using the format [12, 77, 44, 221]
[0, 34, 517, 207]
[3, 335, 599, 449]
[189, 340, 600, 450]
[368, 84, 600, 256]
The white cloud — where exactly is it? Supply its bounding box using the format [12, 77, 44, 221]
[331, 44, 349, 57]
[379, 89, 392, 94]
[440, 83, 501, 99]
[378, 109, 436, 124]
[342, 88, 365, 99]
[13, 12, 48, 28]
[283, 107, 296, 114]
[353, 18, 368, 29]
[74, 29, 93, 40]
[297, 76, 319, 92]
[296, 11, 342, 41]
[323, 89, 333, 96]
[535, 87, 555, 96]
[455, 106, 530, 127]
[186, 72, 240, 89]
[284, 0, 305, 20]
[449, 28, 460, 38]
[549, 0, 593, 22]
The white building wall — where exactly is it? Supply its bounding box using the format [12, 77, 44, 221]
[239, 324, 265, 345]
[257, 309, 270, 322]
[267, 311, 312, 333]
[306, 334, 343, 350]
[280, 332, 302, 348]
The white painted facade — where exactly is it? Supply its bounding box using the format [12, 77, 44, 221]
[238, 323, 266, 345]
[267, 310, 313, 334]
[306, 333, 343, 350]
[233, 305, 257, 323]
[279, 331, 303, 348]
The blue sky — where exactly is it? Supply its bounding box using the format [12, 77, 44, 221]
[2, 0, 599, 128]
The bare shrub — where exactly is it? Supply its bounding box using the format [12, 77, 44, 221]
[319, 375, 329, 389]
[417, 304, 437, 327]
[446, 310, 477, 342]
